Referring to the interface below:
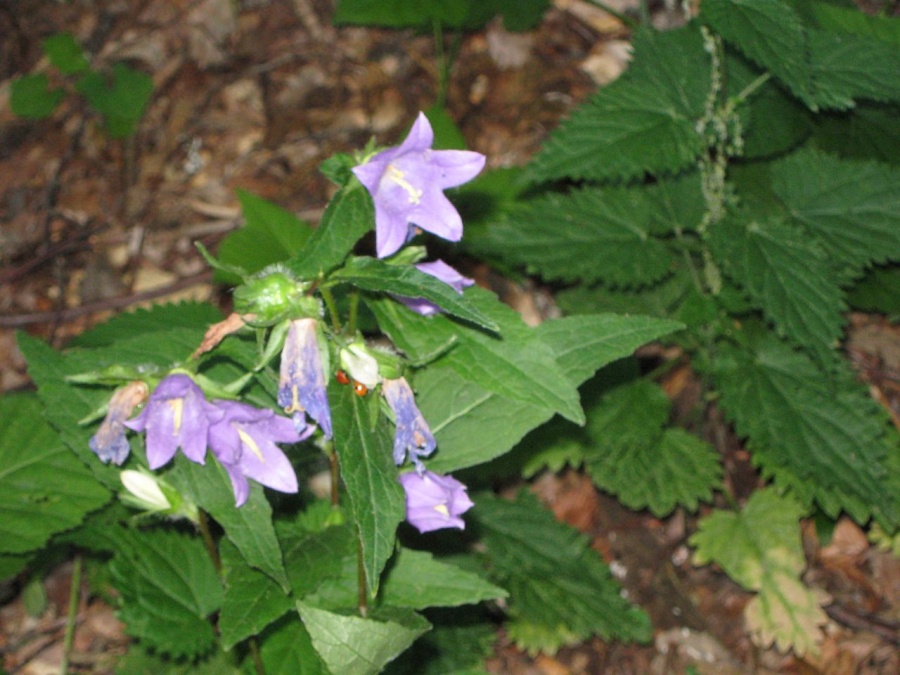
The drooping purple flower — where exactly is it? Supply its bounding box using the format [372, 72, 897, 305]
[398, 470, 474, 533]
[382, 376, 436, 470]
[352, 112, 486, 258]
[208, 400, 309, 507]
[397, 260, 475, 316]
[89, 381, 149, 465]
[278, 318, 332, 438]
[124, 374, 220, 470]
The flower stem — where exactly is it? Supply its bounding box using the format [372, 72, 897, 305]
[356, 535, 368, 617]
[60, 554, 83, 675]
[248, 636, 267, 675]
[320, 287, 342, 333]
[347, 291, 360, 335]
[328, 440, 340, 507]
[198, 509, 221, 572]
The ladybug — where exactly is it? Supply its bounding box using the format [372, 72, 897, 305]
[352, 381, 369, 397]
[335, 370, 350, 385]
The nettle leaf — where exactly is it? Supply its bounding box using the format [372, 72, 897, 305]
[711, 332, 897, 526]
[218, 538, 293, 650]
[168, 454, 290, 591]
[116, 643, 238, 675]
[811, 1, 900, 44]
[582, 380, 721, 516]
[68, 301, 222, 348]
[529, 26, 709, 183]
[333, 0, 549, 31]
[475, 491, 651, 654]
[110, 527, 224, 658]
[690, 489, 827, 656]
[556, 269, 696, 320]
[0, 393, 109, 554]
[369, 288, 583, 425]
[10, 74, 64, 119]
[709, 216, 846, 362]
[255, 614, 328, 675]
[330, 257, 499, 332]
[215, 190, 313, 283]
[278, 521, 356, 601]
[772, 148, 900, 268]
[485, 187, 675, 287]
[297, 601, 430, 675]
[288, 183, 373, 279]
[330, 383, 406, 594]
[701, 0, 816, 108]
[811, 103, 900, 166]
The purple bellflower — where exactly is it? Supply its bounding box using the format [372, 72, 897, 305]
[398, 259, 475, 316]
[352, 112, 486, 258]
[90, 381, 149, 465]
[278, 318, 333, 438]
[382, 376, 436, 470]
[124, 374, 220, 470]
[399, 470, 474, 533]
[208, 400, 309, 507]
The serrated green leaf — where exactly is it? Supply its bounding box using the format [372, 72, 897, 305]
[330, 257, 499, 331]
[701, 0, 816, 108]
[711, 332, 897, 526]
[214, 190, 313, 283]
[811, 103, 900, 166]
[297, 601, 430, 675]
[278, 520, 355, 600]
[331, 384, 406, 594]
[846, 265, 900, 314]
[556, 270, 696, 319]
[529, 26, 708, 182]
[0, 393, 110, 554]
[369, 288, 584, 425]
[168, 454, 291, 591]
[68, 302, 223, 348]
[690, 489, 826, 655]
[333, 0, 548, 31]
[110, 527, 223, 658]
[288, 183, 373, 279]
[10, 74, 65, 118]
[255, 614, 329, 675]
[709, 216, 846, 361]
[43, 33, 89, 74]
[772, 148, 900, 268]
[218, 538, 293, 650]
[475, 491, 651, 652]
[486, 187, 675, 287]
[811, 1, 900, 44]
[116, 642, 239, 675]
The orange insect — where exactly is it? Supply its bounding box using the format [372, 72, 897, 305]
[335, 370, 350, 385]
[353, 381, 368, 397]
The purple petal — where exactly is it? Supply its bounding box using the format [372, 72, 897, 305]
[408, 192, 464, 242]
[398, 112, 434, 154]
[90, 381, 149, 465]
[278, 318, 332, 438]
[221, 460, 250, 507]
[415, 260, 474, 293]
[430, 149, 487, 189]
[399, 471, 473, 533]
[382, 377, 436, 466]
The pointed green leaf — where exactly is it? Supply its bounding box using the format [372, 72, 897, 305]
[297, 601, 430, 675]
[529, 26, 708, 182]
[110, 527, 224, 658]
[0, 393, 109, 554]
[772, 148, 900, 269]
[330, 257, 499, 332]
[811, 103, 900, 166]
[710, 216, 846, 361]
[43, 33, 89, 74]
[255, 615, 328, 675]
[278, 520, 356, 598]
[168, 454, 291, 591]
[331, 384, 406, 594]
[68, 301, 222, 348]
[288, 183, 373, 279]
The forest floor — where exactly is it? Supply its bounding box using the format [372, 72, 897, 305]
[1, 1, 898, 673]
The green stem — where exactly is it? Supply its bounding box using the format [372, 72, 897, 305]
[249, 636, 266, 675]
[328, 440, 340, 507]
[198, 509, 221, 573]
[729, 72, 772, 110]
[60, 554, 83, 675]
[356, 535, 368, 618]
[320, 288, 342, 333]
[347, 291, 360, 335]
[584, 0, 640, 29]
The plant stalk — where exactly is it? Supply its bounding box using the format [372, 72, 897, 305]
[60, 554, 83, 675]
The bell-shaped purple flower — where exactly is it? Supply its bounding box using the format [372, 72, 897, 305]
[89, 381, 149, 465]
[382, 376, 436, 470]
[278, 318, 332, 438]
[399, 470, 474, 533]
[352, 112, 486, 258]
[208, 400, 309, 507]
[397, 260, 475, 316]
[124, 374, 220, 470]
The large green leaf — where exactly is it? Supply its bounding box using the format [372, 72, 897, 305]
[772, 149, 900, 268]
[691, 489, 827, 656]
[811, 103, 900, 166]
[330, 257, 499, 332]
[168, 454, 291, 591]
[68, 301, 222, 348]
[288, 183, 373, 279]
[331, 383, 406, 594]
[485, 187, 675, 287]
[254, 614, 328, 675]
[0, 393, 109, 554]
[110, 527, 224, 658]
[709, 216, 846, 361]
[333, 0, 549, 31]
[297, 601, 430, 675]
[475, 491, 652, 653]
[711, 331, 897, 526]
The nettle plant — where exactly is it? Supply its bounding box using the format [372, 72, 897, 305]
[2, 112, 679, 673]
[471, 0, 900, 656]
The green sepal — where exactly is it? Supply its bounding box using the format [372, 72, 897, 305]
[233, 266, 319, 327]
[195, 241, 249, 280]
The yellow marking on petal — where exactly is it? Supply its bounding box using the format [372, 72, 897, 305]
[387, 165, 422, 205]
[169, 399, 184, 435]
[433, 504, 450, 518]
[284, 385, 304, 415]
[237, 427, 265, 462]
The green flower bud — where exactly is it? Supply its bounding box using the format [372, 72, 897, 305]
[233, 268, 318, 326]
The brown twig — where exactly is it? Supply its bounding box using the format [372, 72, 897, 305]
[824, 602, 900, 645]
